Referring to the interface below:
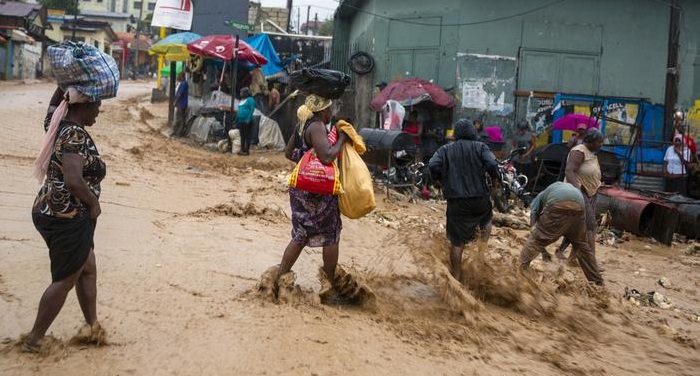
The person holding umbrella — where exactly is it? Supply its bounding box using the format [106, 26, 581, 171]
[567, 123, 588, 148]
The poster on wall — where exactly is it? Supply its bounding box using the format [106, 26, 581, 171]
[455, 53, 516, 142]
[151, 0, 194, 30]
[591, 102, 638, 145]
[524, 96, 555, 147]
[689, 100, 700, 140]
[456, 53, 515, 114]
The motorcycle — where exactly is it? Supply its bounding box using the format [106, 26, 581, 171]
[370, 150, 434, 199]
[491, 147, 530, 213]
[382, 151, 427, 190]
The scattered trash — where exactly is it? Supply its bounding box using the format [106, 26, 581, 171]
[686, 244, 699, 256]
[491, 212, 529, 230]
[658, 277, 672, 289]
[652, 292, 673, 309]
[598, 229, 620, 247]
[624, 287, 673, 309]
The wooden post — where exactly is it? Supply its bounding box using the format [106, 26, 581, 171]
[156, 27, 166, 89]
[663, 0, 681, 140]
[168, 61, 176, 125]
[230, 35, 240, 112]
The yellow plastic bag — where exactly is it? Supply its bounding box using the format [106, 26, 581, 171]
[339, 142, 376, 219]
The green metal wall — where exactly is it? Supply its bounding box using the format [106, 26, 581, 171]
[336, 0, 699, 107]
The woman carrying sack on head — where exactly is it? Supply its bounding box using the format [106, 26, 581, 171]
[278, 94, 350, 303]
[24, 41, 118, 353]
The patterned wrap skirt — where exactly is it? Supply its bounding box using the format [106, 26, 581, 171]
[289, 188, 342, 247]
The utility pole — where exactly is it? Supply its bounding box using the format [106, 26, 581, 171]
[305, 6, 310, 35]
[71, 0, 78, 41]
[134, 0, 145, 77]
[296, 8, 300, 34]
[314, 13, 318, 36]
[663, 0, 681, 140]
[286, 0, 293, 32]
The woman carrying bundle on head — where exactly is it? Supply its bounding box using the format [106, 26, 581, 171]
[23, 41, 119, 353]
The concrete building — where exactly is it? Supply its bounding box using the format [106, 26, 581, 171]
[0, 1, 50, 80]
[74, 0, 153, 19]
[249, 2, 289, 34]
[26, 0, 152, 19]
[300, 19, 321, 36]
[45, 17, 117, 54]
[332, 0, 700, 133]
[79, 10, 131, 32]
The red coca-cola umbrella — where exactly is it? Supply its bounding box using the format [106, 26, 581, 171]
[187, 35, 268, 65]
[370, 78, 455, 111]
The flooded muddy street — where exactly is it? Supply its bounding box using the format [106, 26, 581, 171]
[0, 81, 697, 375]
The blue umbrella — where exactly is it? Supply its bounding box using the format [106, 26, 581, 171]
[149, 32, 202, 61]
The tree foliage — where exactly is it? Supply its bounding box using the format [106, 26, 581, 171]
[39, 0, 78, 14]
[318, 19, 333, 36]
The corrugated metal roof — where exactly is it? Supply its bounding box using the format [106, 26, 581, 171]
[79, 10, 130, 20]
[629, 175, 665, 192]
[0, 2, 41, 18]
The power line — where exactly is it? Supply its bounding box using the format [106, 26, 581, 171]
[293, 3, 337, 13]
[331, 0, 568, 26]
[643, 0, 682, 9]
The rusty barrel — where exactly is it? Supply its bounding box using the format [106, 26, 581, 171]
[596, 187, 678, 245]
[676, 203, 700, 239]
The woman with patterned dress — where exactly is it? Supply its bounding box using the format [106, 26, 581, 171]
[277, 94, 348, 300]
[24, 87, 106, 352]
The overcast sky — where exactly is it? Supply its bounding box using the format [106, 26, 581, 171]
[256, 0, 338, 27]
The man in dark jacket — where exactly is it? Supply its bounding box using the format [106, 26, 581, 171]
[429, 119, 499, 280]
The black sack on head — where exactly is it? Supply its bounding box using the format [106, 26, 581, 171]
[289, 68, 351, 100]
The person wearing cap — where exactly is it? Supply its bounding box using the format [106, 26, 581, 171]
[567, 123, 588, 148]
[235, 87, 256, 155]
[278, 94, 349, 303]
[664, 134, 692, 195]
[429, 119, 499, 281]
